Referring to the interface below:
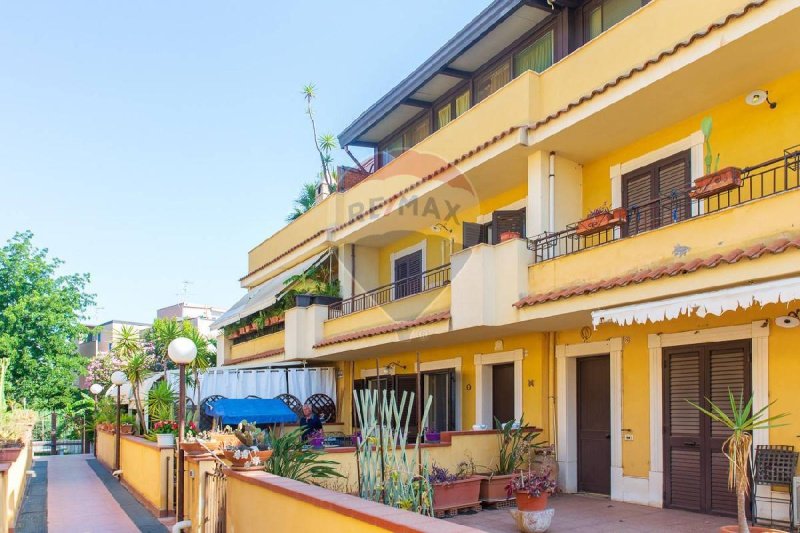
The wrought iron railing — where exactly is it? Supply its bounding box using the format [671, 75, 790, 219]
[328, 264, 451, 319]
[528, 147, 800, 262]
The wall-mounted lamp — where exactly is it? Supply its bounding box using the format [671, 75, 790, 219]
[775, 310, 799, 329]
[431, 223, 453, 234]
[745, 90, 777, 109]
[384, 362, 407, 374]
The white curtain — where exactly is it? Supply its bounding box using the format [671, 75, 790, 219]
[287, 369, 311, 402]
[287, 368, 336, 403]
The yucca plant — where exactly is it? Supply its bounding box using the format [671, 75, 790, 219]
[688, 390, 788, 533]
[494, 416, 541, 475]
[264, 427, 342, 483]
[147, 380, 176, 422]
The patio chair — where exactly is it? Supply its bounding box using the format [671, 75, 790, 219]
[751, 444, 798, 531]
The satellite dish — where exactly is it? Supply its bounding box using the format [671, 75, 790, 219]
[745, 90, 776, 109]
[775, 315, 800, 328]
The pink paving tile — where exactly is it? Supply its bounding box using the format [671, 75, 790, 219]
[39, 455, 141, 533]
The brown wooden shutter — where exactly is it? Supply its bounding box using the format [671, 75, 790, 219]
[657, 155, 691, 227]
[491, 208, 526, 244]
[394, 374, 419, 441]
[665, 349, 702, 512]
[462, 222, 483, 249]
[623, 171, 654, 235]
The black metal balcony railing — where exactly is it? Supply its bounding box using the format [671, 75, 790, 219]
[528, 147, 800, 262]
[328, 264, 451, 319]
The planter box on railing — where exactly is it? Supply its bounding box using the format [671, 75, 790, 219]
[689, 167, 743, 199]
[576, 207, 627, 236]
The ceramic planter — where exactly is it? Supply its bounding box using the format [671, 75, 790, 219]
[156, 433, 175, 447]
[690, 167, 743, 199]
[424, 431, 441, 443]
[180, 440, 218, 456]
[295, 294, 313, 308]
[432, 476, 481, 512]
[500, 231, 521, 242]
[224, 449, 272, 470]
[515, 490, 550, 511]
[510, 508, 555, 533]
[312, 295, 342, 306]
[0, 447, 22, 462]
[119, 424, 134, 435]
[478, 473, 515, 503]
[576, 207, 627, 236]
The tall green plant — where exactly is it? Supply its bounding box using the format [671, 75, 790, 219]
[114, 326, 152, 433]
[353, 388, 433, 514]
[265, 427, 342, 483]
[493, 416, 541, 475]
[688, 390, 788, 533]
[147, 380, 176, 422]
[0, 358, 9, 413]
[700, 116, 720, 175]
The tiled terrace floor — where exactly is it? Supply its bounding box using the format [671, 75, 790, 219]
[446, 493, 735, 532]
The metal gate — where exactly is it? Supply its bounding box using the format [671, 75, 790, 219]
[203, 463, 226, 532]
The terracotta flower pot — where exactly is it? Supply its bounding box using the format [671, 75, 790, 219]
[224, 449, 272, 469]
[576, 207, 627, 236]
[0, 447, 22, 462]
[432, 476, 481, 512]
[180, 440, 218, 456]
[478, 473, 515, 503]
[515, 490, 550, 511]
[690, 167, 743, 199]
[119, 424, 134, 435]
[500, 231, 521, 242]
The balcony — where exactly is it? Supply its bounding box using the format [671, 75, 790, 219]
[228, 327, 286, 365]
[524, 148, 800, 308]
[328, 264, 450, 319]
[529, 148, 800, 263]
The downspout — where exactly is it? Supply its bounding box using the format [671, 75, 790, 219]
[350, 244, 356, 298]
[548, 331, 557, 453]
[548, 151, 556, 233]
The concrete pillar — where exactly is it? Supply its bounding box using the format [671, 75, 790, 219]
[527, 151, 550, 238]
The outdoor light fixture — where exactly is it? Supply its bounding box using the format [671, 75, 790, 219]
[89, 383, 103, 395]
[89, 383, 103, 457]
[168, 337, 197, 522]
[745, 90, 777, 109]
[775, 310, 800, 329]
[110, 371, 126, 471]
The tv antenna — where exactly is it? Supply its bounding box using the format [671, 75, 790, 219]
[177, 281, 193, 302]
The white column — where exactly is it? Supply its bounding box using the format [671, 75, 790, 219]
[527, 151, 550, 238]
[648, 333, 664, 507]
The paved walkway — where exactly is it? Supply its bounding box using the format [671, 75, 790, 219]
[17, 455, 167, 533]
[447, 493, 735, 532]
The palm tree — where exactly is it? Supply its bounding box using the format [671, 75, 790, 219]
[287, 183, 317, 222]
[302, 84, 336, 189]
[182, 327, 215, 422]
[146, 318, 182, 380]
[113, 326, 152, 433]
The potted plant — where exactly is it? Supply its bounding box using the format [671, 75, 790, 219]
[690, 117, 742, 200]
[506, 468, 557, 511]
[152, 420, 178, 447]
[500, 231, 521, 242]
[223, 420, 273, 470]
[576, 203, 627, 236]
[0, 427, 23, 462]
[308, 429, 325, 450]
[479, 417, 541, 504]
[424, 428, 441, 443]
[688, 390, 788, 533]
[294, 294, 313, 307]
[119, 414, 137, 435]
[252, 314, 266, 331]
[430, 462, 481, 514]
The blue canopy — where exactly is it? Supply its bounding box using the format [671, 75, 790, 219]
[204, 398, 298, 425]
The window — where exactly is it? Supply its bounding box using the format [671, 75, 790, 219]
[393, 249, 423, 298]
[585, 0, 643, 41]
[622, 150, 691, 236]
[475, 62, 511, 103]
[436, 89, 471, 130]
[380, 115, 430, 166]
[423, 370, 456, 432]
[514, 30, 554, 76]
[462, 208, 526, 248]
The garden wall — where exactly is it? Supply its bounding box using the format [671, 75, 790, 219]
[0, 441, 32, 532]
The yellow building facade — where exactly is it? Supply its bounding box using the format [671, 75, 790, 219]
[214, 0, 800, 523]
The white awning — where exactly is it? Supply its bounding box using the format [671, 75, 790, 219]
[592, 276, 800, 327]
[211, 249, 331, 329]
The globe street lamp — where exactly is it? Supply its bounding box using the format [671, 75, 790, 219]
[110, 371, 127, 472]
[168, 337, 197, 522]
[89, 383, 103, 456]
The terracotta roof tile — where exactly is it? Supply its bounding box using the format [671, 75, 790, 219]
[241, 0, 768, 283]
[314, 311, 451, 348]
[513, 235, 800, 309]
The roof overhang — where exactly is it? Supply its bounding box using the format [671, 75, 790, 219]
[338, 0, 555, 147]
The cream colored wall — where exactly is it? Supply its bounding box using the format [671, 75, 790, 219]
[229, 330, 285, 363]
[0, 444, 32, 532]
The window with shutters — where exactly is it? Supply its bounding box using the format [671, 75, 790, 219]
[622, 150, 691, 236]
[491, 208, 526, 244]
[393, 249, 423, 298]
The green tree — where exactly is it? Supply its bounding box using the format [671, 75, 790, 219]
[0, 231, 94, 410]
[114, 326, 152, 432]
[286, 183, 317, 222]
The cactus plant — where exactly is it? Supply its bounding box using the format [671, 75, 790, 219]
[700, 116, 720, 175]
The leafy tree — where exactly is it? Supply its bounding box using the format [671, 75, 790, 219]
[286, 183, 317, 222]
[0, 231, 94, 410]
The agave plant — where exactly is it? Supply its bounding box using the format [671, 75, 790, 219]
[688, 390, 788, 533]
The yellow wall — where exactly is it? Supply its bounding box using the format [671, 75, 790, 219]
[556, 302, 800, 479]
[581, 69, 800, 213]
[226, 474, 392, 533]
[229, 330, 286, 363]
[0, 444, 32, 533]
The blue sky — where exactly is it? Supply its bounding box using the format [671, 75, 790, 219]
[0, 1, 488, 323]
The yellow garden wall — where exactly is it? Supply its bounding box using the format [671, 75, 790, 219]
[96, 429, 116, 471]
[0, 443, 32, 533]
[229, 330, 285, 363]
[556, 302, 800, 479]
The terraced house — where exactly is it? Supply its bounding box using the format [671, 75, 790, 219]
[213, 0, 800, 523]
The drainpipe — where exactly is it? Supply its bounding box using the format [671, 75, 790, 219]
[548, 151, 556, 233]
[548, 331, 557, 453]
[350, 244, 356, 298]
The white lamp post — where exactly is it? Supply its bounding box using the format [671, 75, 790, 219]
[89, 383, 103, 456]
[110, 371, 127, 471]
[168, 337, 197, 522]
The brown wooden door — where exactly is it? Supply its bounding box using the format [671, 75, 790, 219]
[492, 363, 515, 425]
[577, 355, 611, 494]
[664, 341, 751, 516]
